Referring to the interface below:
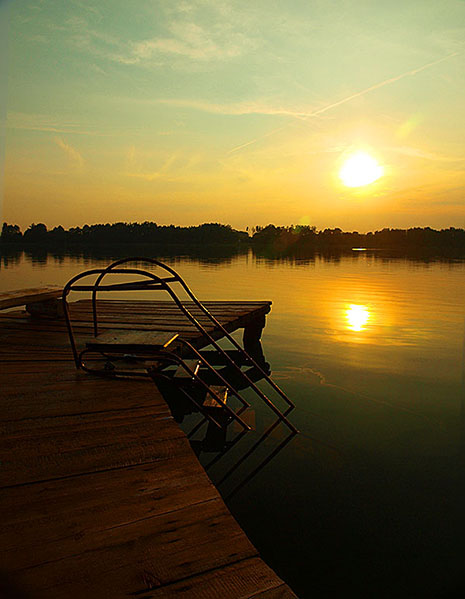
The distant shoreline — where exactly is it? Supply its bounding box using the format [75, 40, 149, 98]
[2, 222, 465, 257]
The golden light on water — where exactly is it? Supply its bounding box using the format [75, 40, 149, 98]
[346, 304, 370, 331]
[339, 152, 383, 188]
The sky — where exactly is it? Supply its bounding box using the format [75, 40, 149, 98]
[2, 0, 465, 232]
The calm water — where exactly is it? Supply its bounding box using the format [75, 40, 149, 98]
[2, 247, 465, 598]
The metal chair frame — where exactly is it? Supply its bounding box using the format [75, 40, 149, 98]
[79, 338, 251, 431]
[62, 257, 297, 433]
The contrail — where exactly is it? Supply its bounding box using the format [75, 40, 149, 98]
[228, 51, 460, 155]
[228, 127, 286, 154]
[302, 51, 460, 119]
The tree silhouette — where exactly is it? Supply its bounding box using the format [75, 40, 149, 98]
[1, 221, 465, 255]
[1, 223, 22, 242]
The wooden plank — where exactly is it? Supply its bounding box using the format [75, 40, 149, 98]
[75, 300, 272, 306]
[0, 286, 62, 309]
[0, 321, 200, 336]
[0, 354, 75, 362]
[72, 308, 268, 317]
[144, 557, 297, 598]
[0, 412, 186, 487]
[7, 499, 258, 599]
[0, 378, 170, 421]
[0, 302, 271, 336]
[0, 313, 262, 330]
[0, 404, 178, 444]
[72, 299, 268, 308]
[0, 458, 219, 569]
[69, 301, 271, 318]
[0, 315, 239, 329]
[0, 314, 270, 355]
[248, 584, 298, 598]
[86, 330, 179, 352]
[0, 301, 271, 323]
[66, 314, 235, 326]
[0, 301, 271, 319]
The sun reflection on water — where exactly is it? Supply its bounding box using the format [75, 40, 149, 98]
[346, 304, 370, 331]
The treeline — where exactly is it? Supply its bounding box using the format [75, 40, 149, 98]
[0, 222, 248, 246]
[2, 222, 465, 254]
[251, 225, 465, 254]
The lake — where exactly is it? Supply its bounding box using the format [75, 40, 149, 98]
[2, 246, 465, 598]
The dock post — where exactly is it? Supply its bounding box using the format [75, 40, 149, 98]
[243, 314, 268, 368]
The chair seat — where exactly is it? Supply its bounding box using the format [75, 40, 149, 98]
[86, 330, 179, 353]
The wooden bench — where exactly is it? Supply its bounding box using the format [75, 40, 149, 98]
[0, 286, 63, 318]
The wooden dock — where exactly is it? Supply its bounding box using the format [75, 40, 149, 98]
[0, 298, 297, 598]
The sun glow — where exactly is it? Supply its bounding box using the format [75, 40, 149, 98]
[346, 304, 370, 331]
[339, 152, 383, 188]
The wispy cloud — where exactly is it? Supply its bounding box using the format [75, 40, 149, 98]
[390, 145, 465, 163]
[125, 171, 165, 181]
[123, 145, 204, 182]
[124, 148, 178, 181]
[129, 20, 250, 63]
[56, 2, 256, 67]
[71, 1, 103, 19]
[26, 34, 48, 44]
[156, 98, 317, 118]
[54, 136, 84, 166]
[7, 112, 100, 136]
[29, 1, 46, 12]
[89, 63, 107, 76]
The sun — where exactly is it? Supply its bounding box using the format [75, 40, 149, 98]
[339, 151, 383, 188]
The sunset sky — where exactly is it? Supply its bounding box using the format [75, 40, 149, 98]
[2, 0, 465, 232]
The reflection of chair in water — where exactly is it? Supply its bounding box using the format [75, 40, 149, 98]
[62, 257, 297, 434]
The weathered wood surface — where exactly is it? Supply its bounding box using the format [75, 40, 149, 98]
[0, 285, 62, 309]
[0, 298, 297, 598]
[87, 330, 179, 352]
[0, 300, 271, 361]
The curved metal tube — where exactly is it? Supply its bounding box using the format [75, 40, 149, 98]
[63, 257, 297, 433]
[98, 257, 295, 410]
